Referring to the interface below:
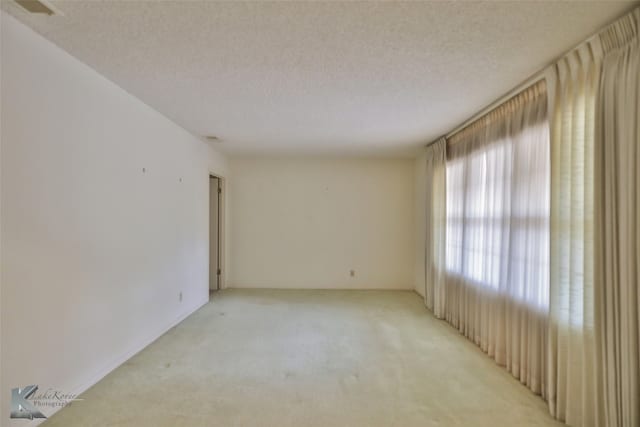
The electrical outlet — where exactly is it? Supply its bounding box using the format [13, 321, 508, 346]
[179, 291, 183, 302]
[350, 270, 355, 277]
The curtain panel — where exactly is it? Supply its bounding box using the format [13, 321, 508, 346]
[548, 7, 639, 427]
[424, 138, 447, 318]
[547, 43, 601, 427]
[444, 80, 550, 396]
[595, 8, 639, 426]
[418, 7, 639, 426]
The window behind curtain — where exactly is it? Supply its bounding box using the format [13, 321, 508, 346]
[445, 87, 550, 311]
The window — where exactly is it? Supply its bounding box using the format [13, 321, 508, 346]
[445, 121, 550, 310]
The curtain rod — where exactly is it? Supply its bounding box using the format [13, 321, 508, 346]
[424, 70, 544, 149]
[444, 73, 546, 140]
[425, 4, 639, 148]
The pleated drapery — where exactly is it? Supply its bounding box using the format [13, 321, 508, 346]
[547, 43, 601, 427]
[420, 7, 639, 426]
[423, 138, 447, 318]
[595, 8, 640, 427]
[548, 8, 639, 427]
[444, 80, 550, 396]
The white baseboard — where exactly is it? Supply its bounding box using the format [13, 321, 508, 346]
[29, 297, 209, 426]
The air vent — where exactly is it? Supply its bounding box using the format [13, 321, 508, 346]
[205, 135, 221, 142]
[14, 0, 61, 15]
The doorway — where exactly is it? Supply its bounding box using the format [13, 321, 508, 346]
[209, 175, 222, 291]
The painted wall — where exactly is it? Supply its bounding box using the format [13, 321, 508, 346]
[229, 157, 414, 289]
[413, 152, 426, 297]
[0, 12, 229, 424]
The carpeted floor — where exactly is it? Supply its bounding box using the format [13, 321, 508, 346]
[43, 289, 561, 427]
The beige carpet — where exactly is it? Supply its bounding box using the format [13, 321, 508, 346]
[43, 289, 561, 427]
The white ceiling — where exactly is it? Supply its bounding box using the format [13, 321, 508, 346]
[2, 1, 637, 157]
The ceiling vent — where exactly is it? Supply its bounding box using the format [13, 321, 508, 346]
[205, 135, 222, 142]
[14, 0, 61, 16]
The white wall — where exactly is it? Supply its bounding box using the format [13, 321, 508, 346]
[414, 152, 426, 297]
[0, 12, 229, 424]
[229, 157, 414, 289]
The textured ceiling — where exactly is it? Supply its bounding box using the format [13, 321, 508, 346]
[2, 1, 637, 157]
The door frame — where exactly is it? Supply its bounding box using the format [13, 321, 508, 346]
[209, 173, 226, 291]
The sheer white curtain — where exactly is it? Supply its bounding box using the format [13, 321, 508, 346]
[418, 9, 638, 425]
[444, 81, 550, 395]
[595, 8, 639, 426]
[424, 138, 447, 318]
[548, 8, 639, 427]
[547, 43, 601, 427]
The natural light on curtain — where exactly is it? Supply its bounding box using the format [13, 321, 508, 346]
[547, 42, 599, 426]
[445, 87, 550, 311]
[443, 80, 550, 396]
[421, 7, 638, 426]
[547, 9, 639, 425]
